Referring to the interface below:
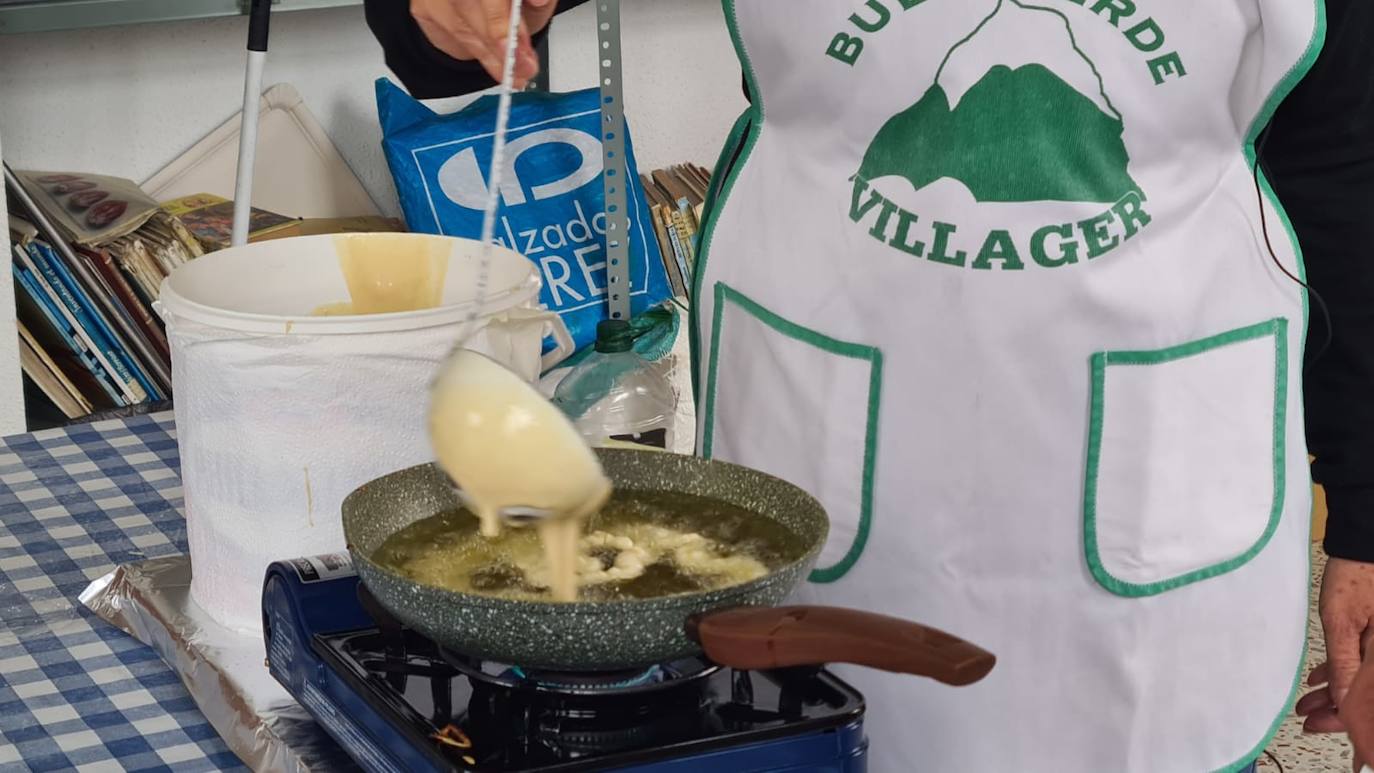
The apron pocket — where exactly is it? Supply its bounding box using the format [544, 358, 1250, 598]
[1084, 318, 1289, 597]
[702, 282, 883, 584]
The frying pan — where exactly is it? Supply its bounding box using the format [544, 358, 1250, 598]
[343, 449, 994, 686]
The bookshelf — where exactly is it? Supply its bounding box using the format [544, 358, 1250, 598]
[0, 0, 361, 35]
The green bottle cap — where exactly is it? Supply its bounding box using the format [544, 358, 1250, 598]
[594, 319, 634, 353]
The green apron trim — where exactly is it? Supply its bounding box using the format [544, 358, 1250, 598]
[703, 282, 883, 584]
[689, 0, 766, 417]
[689, 110, 753, 404]
[1084, 317, 1288, 598]
[1213, 637, 1307, 773]
[1217, 1, 1327, 770]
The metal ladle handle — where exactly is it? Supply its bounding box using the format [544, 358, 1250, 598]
[496, 506, 557, 527]
[455, 0, 527, 351]
[453, 488, 555, 528]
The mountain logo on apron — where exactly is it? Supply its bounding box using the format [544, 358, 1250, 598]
[844, 0, 1166, 271]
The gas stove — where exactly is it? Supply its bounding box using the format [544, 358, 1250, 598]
[262, 556, 869, 772]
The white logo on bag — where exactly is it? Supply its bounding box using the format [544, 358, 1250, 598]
[438, 128, 604, 209]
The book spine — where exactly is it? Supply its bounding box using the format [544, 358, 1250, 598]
[674, 198, 699, 248]
[77, 249, 169, 382]
[12, 260, 124, 407]
[661, 208, 692, 290]
[35, 241, 161, 401]
[14, 249, 125, 406]
[669, 205, 697, 272]
[648, 205, 685, 298]
[83, 247, 170, 362]
[24, 243, 143, 404]
[639, 174, 666, 209]
[111, 244, 162, 305]
[19, 340, 84, 420]
[20, 322, 93, 416]
[166, 215, 205, 258]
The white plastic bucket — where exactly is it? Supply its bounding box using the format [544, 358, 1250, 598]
[158, 233, 572, 633]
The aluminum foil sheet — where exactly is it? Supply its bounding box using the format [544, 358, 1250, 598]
[80, 556, 359, 772]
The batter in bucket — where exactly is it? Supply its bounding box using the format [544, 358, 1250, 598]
[312, 233, 450, 316]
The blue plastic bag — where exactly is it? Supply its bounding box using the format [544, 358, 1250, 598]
[376, 79, 672, 354]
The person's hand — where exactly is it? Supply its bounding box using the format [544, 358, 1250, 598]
[1298, 558, 1374, 766]
[1340, 653, 1374, 772]
[411, 0, 560, 88]
[1302, 655, 1374, 772]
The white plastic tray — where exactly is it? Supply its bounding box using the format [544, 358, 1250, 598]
[142, 83, 380, 219]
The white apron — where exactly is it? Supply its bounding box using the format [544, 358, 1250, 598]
[692, 1, 1323, 771]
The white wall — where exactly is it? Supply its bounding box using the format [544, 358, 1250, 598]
[0, 0, 746, 216]
[0, 0, 745, 430]
[549, 0, 746, 171]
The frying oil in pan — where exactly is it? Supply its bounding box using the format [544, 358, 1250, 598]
[371, 490, 808, 602]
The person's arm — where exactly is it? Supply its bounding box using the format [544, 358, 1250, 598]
[1265, 0, 1374, 564]
[1264, 0, 1374, 728]
[364, 0, 589, 98]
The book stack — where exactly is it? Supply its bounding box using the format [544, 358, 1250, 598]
[162, 194, 402, 253]
[6, 165, 188, 420]
[163, 193, 298, 253]
[640, 164, 712, 300]
[4, 152, 408, 427]
[99, 210, 204, 305]
[4, 163, 292, 424]
[6, 161, 406, 427]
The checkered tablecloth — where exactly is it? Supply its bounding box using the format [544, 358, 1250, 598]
[0, 413, 244, 771]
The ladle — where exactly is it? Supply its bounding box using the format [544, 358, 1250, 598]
[430, 350, 611, 534]
[453, 490, 553, 529]
[424, 0, 611, 530]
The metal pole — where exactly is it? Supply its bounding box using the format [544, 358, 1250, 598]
[230, 0, 272, 247]
[595, 0, 631, 321]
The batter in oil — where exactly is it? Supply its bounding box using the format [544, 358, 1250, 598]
[372, 490, 804, 602]
[427, 349, 612, 601]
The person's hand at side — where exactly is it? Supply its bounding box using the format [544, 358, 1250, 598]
[1341, 652, 1374, 772]
[410, 0, 559, 88]
[1298, 558, 1374, 769]
[1302, 651, 1374, 771]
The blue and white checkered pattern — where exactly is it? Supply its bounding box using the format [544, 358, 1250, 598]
[0, 413, 244, 771]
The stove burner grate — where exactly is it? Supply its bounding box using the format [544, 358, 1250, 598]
[440, 648, 720, 698]
[508, 665, 665, 690]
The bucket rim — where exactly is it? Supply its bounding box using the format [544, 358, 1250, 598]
[157, 272, 543, 335]
[156, 233, 547, 335]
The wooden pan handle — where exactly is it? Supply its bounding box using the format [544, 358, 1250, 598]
[686, 606, 995, 687]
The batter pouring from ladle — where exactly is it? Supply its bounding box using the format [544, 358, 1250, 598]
[416, 0, 616, 604]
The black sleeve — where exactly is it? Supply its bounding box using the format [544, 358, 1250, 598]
[1262, 0, 1374, 561]
[363, 0, 590, 98]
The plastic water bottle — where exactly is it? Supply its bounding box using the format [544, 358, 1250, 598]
[552, 319, 675, 450]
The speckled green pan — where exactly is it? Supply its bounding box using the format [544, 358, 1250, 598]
[342, 449, 828, 672]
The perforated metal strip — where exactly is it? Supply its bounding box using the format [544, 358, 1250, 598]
[595, 0, 631, 321]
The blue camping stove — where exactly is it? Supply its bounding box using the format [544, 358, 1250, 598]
[263, 556, 869, 772]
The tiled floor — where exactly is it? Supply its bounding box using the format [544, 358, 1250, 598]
[1261, 547, 1353, 771]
